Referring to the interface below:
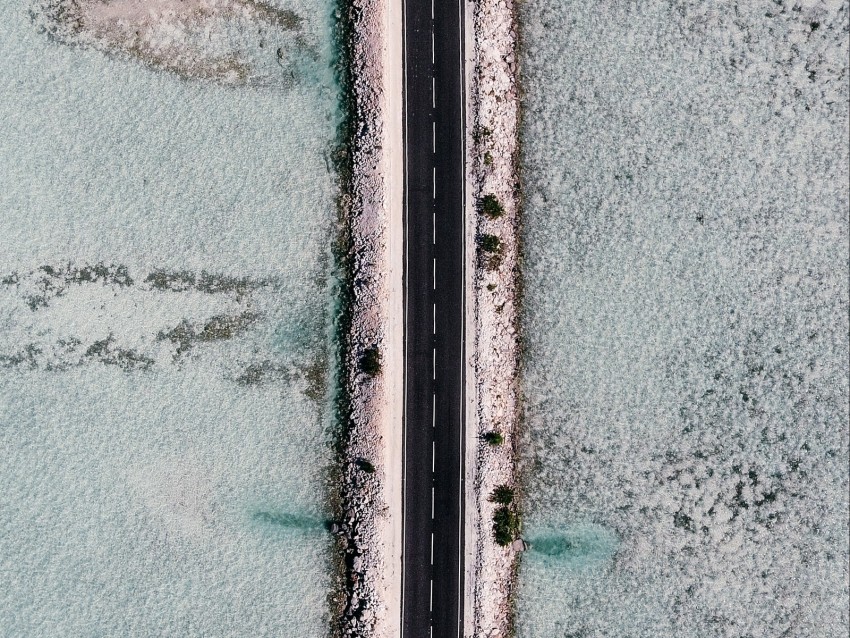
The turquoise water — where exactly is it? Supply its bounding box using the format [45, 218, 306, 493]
[0, 1, 342, 635]
[517, 2, 849, 637]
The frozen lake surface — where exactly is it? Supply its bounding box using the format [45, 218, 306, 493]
[517, 1, 849, 637]
[0, 0, 342, 635]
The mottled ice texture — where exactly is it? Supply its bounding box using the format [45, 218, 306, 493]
[516, 1, 849, 637]
[0, 0, 341, 635]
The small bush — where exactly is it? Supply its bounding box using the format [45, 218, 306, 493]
[483, 152, 494, 167]
[356, 458, 375, 474]
[490, 485, 514, 505]
[492, 506, 521, 546]
[479, 194, 504, 219]
[486, 283, 496, 291]
[483, 431, 504, 446]
[472, 126, 492, 143]
[478, 233, 501, 253]
[360, 346, 381, 376]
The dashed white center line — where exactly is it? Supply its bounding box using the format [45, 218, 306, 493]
[432, 392, 436, 427]
[432, 166, 436, 199]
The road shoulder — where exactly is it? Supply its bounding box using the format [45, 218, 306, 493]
[339, 0, 404, 635]
[464, 0, 524, 635]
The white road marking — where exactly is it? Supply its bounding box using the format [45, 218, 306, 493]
[433, 166, 437, 200]
[400, 0, 410, 632]
[455, 0, 467, 635]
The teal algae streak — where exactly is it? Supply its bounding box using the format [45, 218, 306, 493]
[526, 524, 618, 569]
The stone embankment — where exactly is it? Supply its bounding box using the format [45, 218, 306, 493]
[336, 0, 403, 636]
[465, 0, 522, 635]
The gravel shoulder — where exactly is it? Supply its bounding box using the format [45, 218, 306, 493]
[463, 0, 523, 635]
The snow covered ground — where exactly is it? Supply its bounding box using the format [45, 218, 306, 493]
[516, 1, 849, 636]
[0, 1, 342, 634]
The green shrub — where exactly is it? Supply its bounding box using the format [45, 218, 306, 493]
[472, 126, 492, 143]
[356, 458, 375, 473]
[482, 431, 504, 446]
[479, 194, 504, 219]
[490, 485, 514, 505]
[360, 346, 381, 376]
[478, 233, 501, 253]
[483, 152, 494, 167]
[492, 506, 521, 546]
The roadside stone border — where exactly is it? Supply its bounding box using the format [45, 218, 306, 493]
[465, 0, 523, 635]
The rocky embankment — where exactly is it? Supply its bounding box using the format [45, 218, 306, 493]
[336, 0, 402, 636]
[465, 0, 522, 635]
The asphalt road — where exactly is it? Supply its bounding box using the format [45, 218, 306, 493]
[400, 0, 466, 635]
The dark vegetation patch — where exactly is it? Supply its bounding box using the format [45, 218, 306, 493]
[236, 355, 327, 403]
[483, 430, 504, 446]
[472, 125, 492, 144]
[243, 0, 303, 30]
[236, 360, 293, 385]
[84, 334, 154, 371]
[478, 233, 503, 270]
[355, 458, 375, 474]
[479, 193, 505, 219]
[490, 484, 515, 505]
[493, 505, 522, 546]
[0, 344, 43, 369]
[302, 353, 328, 403]
[1, 335, 151, 372]
[479, 233, 501, 253]
[359, 345, 381, 376]
[1, 262, 133, 310]
[145, 269, 263, 298]
[159, 311, 259, 358]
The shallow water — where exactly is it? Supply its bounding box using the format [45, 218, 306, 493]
[0, 1, 341, 635]
[516, 2, 849, 637]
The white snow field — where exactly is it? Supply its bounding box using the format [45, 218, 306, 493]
[516, 1, 849, 637]
[0, 1, 342, 635]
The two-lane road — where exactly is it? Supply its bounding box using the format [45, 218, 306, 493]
[400, 0, 466, 635]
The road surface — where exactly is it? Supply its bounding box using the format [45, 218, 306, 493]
[400, 0, 466, 635]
